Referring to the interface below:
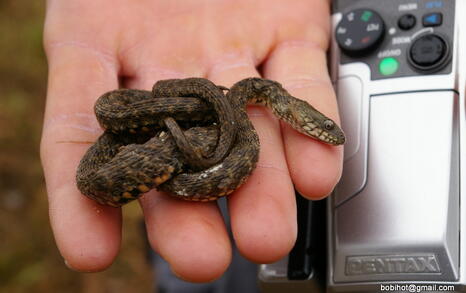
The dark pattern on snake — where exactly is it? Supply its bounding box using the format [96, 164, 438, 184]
[76, 78, 346, 207]
[95, 78, 236, 169]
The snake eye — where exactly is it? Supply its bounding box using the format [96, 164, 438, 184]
[323, 120, 335, 130]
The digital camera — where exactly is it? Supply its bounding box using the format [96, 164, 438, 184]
[259, 0, 466, 292]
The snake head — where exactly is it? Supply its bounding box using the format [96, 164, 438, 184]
[287, 98, 346, 146]
[236, 78, 346, 145]
[246, 77, 346, 146]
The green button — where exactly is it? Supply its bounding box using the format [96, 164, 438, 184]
[379, 57, 399, 76]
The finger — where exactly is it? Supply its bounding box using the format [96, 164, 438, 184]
[262, 40, 344, 199]
[120, 37, 206, 90]
[207, 52, 297, 264]
[125, 64, 232, 282]
[41, 43, 122, 271]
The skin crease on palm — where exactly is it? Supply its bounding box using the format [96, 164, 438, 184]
[41, 0, 343, 282]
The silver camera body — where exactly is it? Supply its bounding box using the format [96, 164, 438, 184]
[260, 0, 466, 292]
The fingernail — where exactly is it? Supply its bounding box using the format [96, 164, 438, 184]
[64, 259, 96, 273]
[170, 267, 184, 280]
[64, 259, 76, 271]
[314, 193, 331, 201]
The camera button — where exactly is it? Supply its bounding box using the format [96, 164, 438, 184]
[422, 12, 443, 27]
[408, 34, 449, 73]
[379, 57, 399, 76]
[398, 14, 416, 30]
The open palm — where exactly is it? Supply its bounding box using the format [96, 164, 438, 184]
[41, 0, 342, 282]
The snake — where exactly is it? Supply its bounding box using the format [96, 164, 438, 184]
[76, 77, 345, 207]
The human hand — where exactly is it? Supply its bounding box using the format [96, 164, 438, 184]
[41, 0, 342, 282]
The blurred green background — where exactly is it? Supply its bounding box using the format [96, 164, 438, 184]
[0, 1, 154, 292]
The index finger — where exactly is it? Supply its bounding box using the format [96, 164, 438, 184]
[41, 42, 122, 272]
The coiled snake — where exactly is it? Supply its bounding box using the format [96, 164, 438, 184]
[76, 78, 345, 207]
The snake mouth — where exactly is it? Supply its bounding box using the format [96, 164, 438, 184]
[296, 118, 346, 145]
[302, 126, 345, 145]
[325, 132, 346, 145]
[276, 111, 345, 145]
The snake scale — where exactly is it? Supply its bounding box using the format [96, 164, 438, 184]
[76, 78, 346, 207]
